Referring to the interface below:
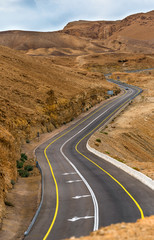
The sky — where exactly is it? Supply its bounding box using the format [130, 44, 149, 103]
[0, 0, 154, 32]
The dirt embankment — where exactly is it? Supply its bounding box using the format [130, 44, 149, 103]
[66, 71, 154, 240]
[66, 216, 154, 240]
[0, 45, 119, 229]
[89, 70, 154, 179]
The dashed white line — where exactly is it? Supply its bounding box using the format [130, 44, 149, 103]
[72, 195, 91, 199]
[62, 172, 77, 176]
[60, 92, 133, 231]
[68, 216, 94, 222]
[66, 180, 82, 183]
[60, 148, 99, 231]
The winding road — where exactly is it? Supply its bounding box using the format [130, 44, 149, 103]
[24, 79, 154, 240]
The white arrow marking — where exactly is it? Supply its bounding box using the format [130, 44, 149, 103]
[62, 172, 77, 176]
[68, 216, 94, 222]
[66, 180, 82, 183]
[72, 195, 91, 199]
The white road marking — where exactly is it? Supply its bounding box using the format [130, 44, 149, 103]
[72, 195, 91, 199]
[62, 172, 77, 176]
[68, 216, 94, 222]
[66, 180, 82, 183]
[60, 91, 133, 231]
[60, 150, 99, 231]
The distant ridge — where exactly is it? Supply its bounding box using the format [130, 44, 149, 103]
[0, 10, 154, 54]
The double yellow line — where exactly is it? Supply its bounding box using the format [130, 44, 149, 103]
[43, 88, 144, 240]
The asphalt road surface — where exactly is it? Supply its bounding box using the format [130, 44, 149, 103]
[25, 80, 154, 240]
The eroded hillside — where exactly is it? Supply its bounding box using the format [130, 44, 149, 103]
[66, 216, 154, 240]
[0, 11, 154, 55]
[0, 9, 154, 239]
[0, 45, 118, 227]
[89, 70, 154, 179]
[63, 10, 154, 53]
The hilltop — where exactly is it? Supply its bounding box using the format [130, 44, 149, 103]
[0, 11, 154, 55]
[63, 10, 154, 53]
[0, 10, 154, 240]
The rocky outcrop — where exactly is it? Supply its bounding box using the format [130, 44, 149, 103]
[0, 11, 153, 54]
[0, 45, 119, 227]
[0, 127, 19, 228]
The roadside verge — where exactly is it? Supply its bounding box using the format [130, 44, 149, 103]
[87, 142, 154, 190]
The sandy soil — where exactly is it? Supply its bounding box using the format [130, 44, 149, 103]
[0, 96, 118, 240]
[1, 70, 153, 240]
[66, 70, 154, 240]
[0, 176, 41, 240]
[66, 216, 154, 240]
[89, 70, 154, 179]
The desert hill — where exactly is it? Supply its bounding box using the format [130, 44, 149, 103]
[0, 11, 154, 55]
[0, 44, 118, 227]
[0, 9, 154, 239]
[63, 11, 154, 40]
[63, 10, 154, 53]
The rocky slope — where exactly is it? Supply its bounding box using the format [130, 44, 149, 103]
[0, 11, 153, 55]
[0, 45, 118, 227]
[68, 70, 154, 240]
[0, 9, 154, 238]
[63, 11, 154, 53]
[89, 70, 154, 179]
[66, 216, 154, 240]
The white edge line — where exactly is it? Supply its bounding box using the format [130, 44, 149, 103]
[59, 92, 133, 231]
[87, 142, 154, 191]
[24, 88, 126, 236]
[24, 85, 136, 235]
[60, 142, 99, 231]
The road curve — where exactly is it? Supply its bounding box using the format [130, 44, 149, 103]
[24, 80, 154, 240]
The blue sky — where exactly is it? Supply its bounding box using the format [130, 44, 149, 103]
[0, 0, 153, 31]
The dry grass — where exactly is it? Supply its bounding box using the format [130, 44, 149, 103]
[0, 10, 154, 237]
[0, 44, 117, 227]
[89, 70, 154, 179]
[66, 216, 154, 240]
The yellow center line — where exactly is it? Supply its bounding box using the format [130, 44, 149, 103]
[75, 89, 144, 220]
[42, 87, 139, 239]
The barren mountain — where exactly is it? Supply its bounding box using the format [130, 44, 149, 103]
[0, 9, 154, 240]
[63, 10, 154, 53]
[0, 11, 154, 54]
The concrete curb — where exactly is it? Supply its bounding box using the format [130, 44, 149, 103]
[87, 142, 154, 190]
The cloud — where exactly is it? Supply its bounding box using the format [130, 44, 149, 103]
[0, 0, 153, 31]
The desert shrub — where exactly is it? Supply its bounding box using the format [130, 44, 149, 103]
[20, 158, 25, 163]
[11, 180, 15, 186]
[95, 143, 99, 147]
[5, 201, 14, 207]
[24, 165, 33, 172]
[18, 169, 29, 177]
[17, 161, 23, 169]
[96, 139, 101, 143]
[26, 139, 30, 143]
[115, 157, 125, 163]
[133, 167, 140, 171]
[104, 96, 110, 99]
[21, 153, 27, 160]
